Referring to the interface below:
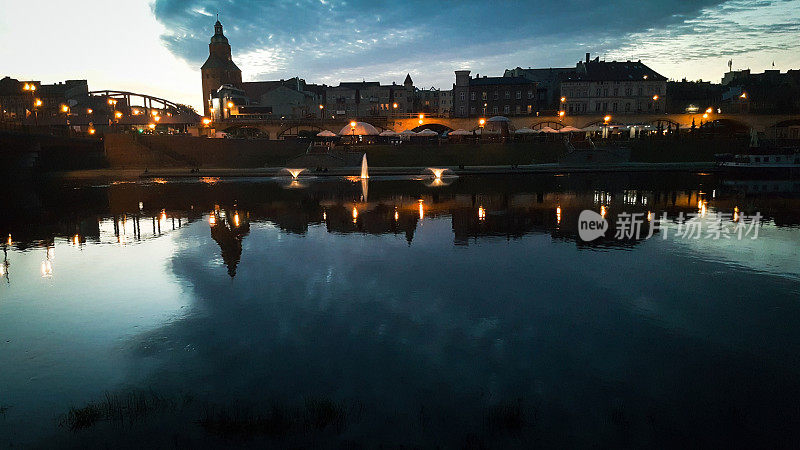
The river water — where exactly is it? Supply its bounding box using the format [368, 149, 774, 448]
[1, 173, 799, 447]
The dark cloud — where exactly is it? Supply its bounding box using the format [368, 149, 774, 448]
[151, 0, 789, 86]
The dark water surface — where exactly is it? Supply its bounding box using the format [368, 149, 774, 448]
[1, 173, 800, 447]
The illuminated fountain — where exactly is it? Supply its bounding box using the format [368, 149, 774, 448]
[360, 154, 369, 179]
[282, 168, 306, 179]
[427, 168, 449, 179]
[424, 167, 457, 187]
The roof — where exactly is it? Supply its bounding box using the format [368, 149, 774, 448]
[336, 81, 381, 89]
[566, 61, 667, 82]
[201, 56, 240, 71]
[469, 76, 536, 86]
[404, 73, 413, 85]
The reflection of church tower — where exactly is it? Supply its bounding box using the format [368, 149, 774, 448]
[209, 210, 250, 278]
[201, 19, 243, 116]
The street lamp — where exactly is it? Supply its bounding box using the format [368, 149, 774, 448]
[604, 115, 611, 123]
[560, 97, 566, 103]
[350, 120, 357, 142]
[652, 95, 659, 101]
[558, 110, 566, 118]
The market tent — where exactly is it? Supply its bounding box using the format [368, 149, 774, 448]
[514, 127, 538, 134]
[559, 126, 583, 133]
[379, 129, 398, 136]
[539, 126, 559, 133]
[316, 130, 337, 137]
[448, 129, 473, 136]
[338, 121, 380, 136]
[416, 129, 438, 136]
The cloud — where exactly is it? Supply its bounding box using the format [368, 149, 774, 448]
[151, 0, 798, 88]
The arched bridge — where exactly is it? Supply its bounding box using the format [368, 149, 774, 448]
[209, 113, 800, 139]
[86, 90, 200, 126]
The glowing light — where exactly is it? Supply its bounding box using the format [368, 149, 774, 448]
[73, 234, 80, 245]
[148, 123, 156, 130]
[740, 92, 747, 99]
[478, 118, 486, 126]
[152, 178, 168, 184]
[34, 98, 42, 107]
[151, 110, 159, 117]
[647, 211, 652, 221]
[394, 210, 399, 221]
[352, 207, 358, 223]
[652, 95, 659, 101]
[6, 234, 11, 245]
[733, 206, 739, 222]
[61, 104, 69, 113]
[419, 114, 424, 120]
[226, 101, 234, 109]
[600, 205, 606, 217]
[323, 211, 327, 221]
[209, 215, 216, 226]
[560, 97, 566, 103]
[478, 205, 486, 221]
[233, 213, 240, 227]
[418, 200, 424, 220]
[87, 108, 93, 114]
[199, 177, 220, 184]
[703, 113, 708, 119]
[643, 75, 648, 80]
[88, 128, 96, 135]
[319, 104, 324, 109]
[154, 116, 161, 122]
[392, 103, 398, 109]
[558, 111, 566, 118]
[41, 260, 52, 277]
[603, 115, 612, 123]
[556, 205, 561, 224]
[705, 107, 713, 114]
[115, 111, 123, 119]
[350, 121, 357, 128]
[202, 117, 212, 125]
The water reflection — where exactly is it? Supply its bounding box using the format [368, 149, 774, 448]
[2, 173, 800, 447]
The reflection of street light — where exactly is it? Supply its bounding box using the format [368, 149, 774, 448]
[705, 107, 713, 114]
[559, 110, 565, 118]
[560, 97, 566, 103]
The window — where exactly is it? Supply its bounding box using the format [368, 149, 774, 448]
[504, 105, 510, 114]
[625, 103, 631, 112]
[515, 105, 521, 114]
[505, 91, 510, 99]
[492, 106, 498, 114]
[470, 106, 475, 115]
[527, 105, 532, 113]
[460, 106, 465, 116]
[469, 92, 474, 101]
[493, 92, 499, 100]
[460, 92, 466, 101]
[482, 92, 487, 100]
[515, 91, 521, 100]
[527, 90, 533, 99]
[612, 102, 618, 112]
[595, 102, 601, 111]
[613, 88, 618, 96]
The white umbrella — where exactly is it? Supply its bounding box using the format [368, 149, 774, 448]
[559, 126, 582, 133]
[316, 130, 337, 137]
[449, 129, 472, 136]
[416, 129, 438, 136]
[539, 126, 559, 133]
[399, 129, 417, 136]
[379, 129, 398, 136]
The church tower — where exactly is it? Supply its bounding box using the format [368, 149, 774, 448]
[200, 19, 242, 116]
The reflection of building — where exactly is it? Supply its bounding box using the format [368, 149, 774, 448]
[560, 53, 667, 115]
[209, 209, 250, 277]
[201, 20, 243, 116]
[452, 70, 537, 118]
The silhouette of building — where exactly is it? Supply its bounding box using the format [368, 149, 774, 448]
[560, 53, 667, 115]
[452, 70, 538, 118]
[201, 20, 242, 116]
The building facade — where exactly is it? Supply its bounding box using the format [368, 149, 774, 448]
[452, 70, 537, 118]
[415, 87, 453, 117]
[503, 67, 575, 113]
[201, 20, 242, 116]
[560, 54, 667, 115]
[324, 74, 414, 118]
